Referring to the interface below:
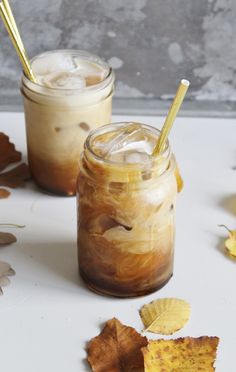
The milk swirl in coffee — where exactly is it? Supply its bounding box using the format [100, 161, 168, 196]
[77, 122, 177, 297]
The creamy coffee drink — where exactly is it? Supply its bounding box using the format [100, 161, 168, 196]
[77, 122, 178, 297]
[21, 50, 114, 195]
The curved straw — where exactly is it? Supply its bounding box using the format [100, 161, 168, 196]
[152, 79, 190, 156]
[0, 1, 36, 82]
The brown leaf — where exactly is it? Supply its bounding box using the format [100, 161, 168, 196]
[142, 337, 219, 372]
[0, 163, 31, 188]
[0, 132, 21, 171]
[0, 188, 11, 199]
[0, 261, 12, 275]
[87, 318, 148, 372]
[0, 232, 17, 246]
[0, 261, 15, 276]
[0, 260, 15, 296]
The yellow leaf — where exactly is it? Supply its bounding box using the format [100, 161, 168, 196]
[142, 337, 219, 372]
[175, 165, 183, 193]
[219, 224, 236, 258]
[140, 298, 190, 335]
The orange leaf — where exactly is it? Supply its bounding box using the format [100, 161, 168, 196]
[0, 163, 31, 188]
[87, 318, 148, 372]
[0, 188, 10, 199]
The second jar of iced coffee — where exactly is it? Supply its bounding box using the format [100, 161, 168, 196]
[21, 50, 114, 195]
[77, 122, 178, 297]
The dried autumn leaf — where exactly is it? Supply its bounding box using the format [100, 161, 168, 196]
[0, 132, 21, 171]
[140, 298, 190, 335]
[219, 225, 236, 258]
[0, 231, 17, 246]
[0, 276, 10, 287]
[0, 163, 31, 188]
[0, 261, 15, 275]
[0, 188, 10, 199]
[175, 165, 184, 193]
[142, 337, 219, 372]
[87, 317, 148, 372]
[0, 260, 15, 296]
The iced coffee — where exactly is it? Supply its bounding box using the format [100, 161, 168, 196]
[77, 122, 178, 297]
[21, 50, 114, 195]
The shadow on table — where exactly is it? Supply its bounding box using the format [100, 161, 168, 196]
[218, 194, 236, 216]
[216, 236, 227, 256]
[18, 240, 90, 293]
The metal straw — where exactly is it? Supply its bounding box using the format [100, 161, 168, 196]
[152, 79, 190, 156]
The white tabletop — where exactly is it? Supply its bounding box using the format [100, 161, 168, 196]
[0, 112, 235, 371]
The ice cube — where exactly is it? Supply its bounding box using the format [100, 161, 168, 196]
[114, 140, 153, 155]
[74, 60, 107, 86]
[103, 123, 142, 159]
[85, 74, 103, 86]
[124, 150, 150, 164]
[108, 151, 126, 163]
[105, 127, 154, 163]
[74, 59, 107, 77]
[91, 123, 158, 163]
[42, 71, 86, 89]
[32, 53, 75, 76]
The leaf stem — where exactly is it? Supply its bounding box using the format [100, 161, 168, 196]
[0, 223, 25, 228]
[218, 224, 231, 233]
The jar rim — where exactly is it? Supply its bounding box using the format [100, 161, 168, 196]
[22, 49, 114, 96]
[84, 122, 171, 169]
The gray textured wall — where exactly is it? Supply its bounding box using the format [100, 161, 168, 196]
[0, 0, 236, 114]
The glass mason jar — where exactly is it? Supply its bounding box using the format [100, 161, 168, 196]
[21, 50, 114, 196]
[77, 122, 178, 297]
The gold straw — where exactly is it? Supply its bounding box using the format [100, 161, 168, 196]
[0, 1, 36, 82]
[152, 79, 190, 156]
[2, 0, 24, 50]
